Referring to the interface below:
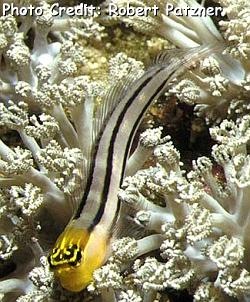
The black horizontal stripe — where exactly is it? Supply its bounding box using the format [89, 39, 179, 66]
[91, 67, 171, 227]
[74, 67, 163, 221]
[90, 73, 159, 226]
[111, 72, 175, 229]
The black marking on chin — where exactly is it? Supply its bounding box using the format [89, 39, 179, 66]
[48, 244, 82, 268]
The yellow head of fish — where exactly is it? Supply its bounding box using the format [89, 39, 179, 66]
[48, 223, 109, 292]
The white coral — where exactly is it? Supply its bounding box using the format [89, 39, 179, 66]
[92, 262, 123, 290]
[110, 113, 250, 301]
[1, 1, 250, 302]
[9, 184, 44, 217]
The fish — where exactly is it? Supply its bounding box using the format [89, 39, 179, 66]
[48, 43, 225, 292]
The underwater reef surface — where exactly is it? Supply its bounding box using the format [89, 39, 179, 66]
[0, 0, 250, 301]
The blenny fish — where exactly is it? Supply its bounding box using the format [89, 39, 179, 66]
[48, 44, 224, 292]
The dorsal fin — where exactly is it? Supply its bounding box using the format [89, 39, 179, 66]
[152, 44, 224, 69]
[91, 43, 225, 158]
[152, 47, 190, 67]
[66, 159, 87, 216]
[92, 71, 140, 146]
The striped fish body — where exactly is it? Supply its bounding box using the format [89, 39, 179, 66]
[48, 44, 223, 292]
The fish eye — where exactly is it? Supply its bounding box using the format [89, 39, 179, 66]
[68, 246, 82, 266]
[69, 250, 82, 267]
